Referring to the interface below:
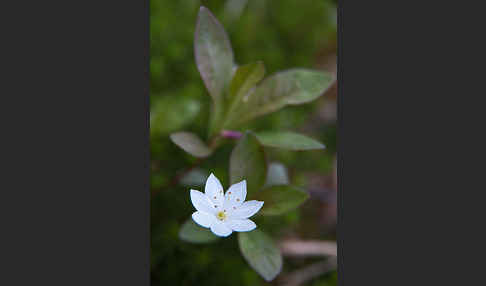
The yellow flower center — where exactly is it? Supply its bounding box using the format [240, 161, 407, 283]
[216, 211, 227, 221]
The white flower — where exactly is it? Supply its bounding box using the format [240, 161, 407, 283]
[190, 173, 264, 237]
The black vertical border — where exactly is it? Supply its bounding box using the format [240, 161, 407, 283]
[1, 0, 151, 284]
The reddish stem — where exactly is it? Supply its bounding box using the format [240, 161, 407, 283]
[221, 130, 242, 139]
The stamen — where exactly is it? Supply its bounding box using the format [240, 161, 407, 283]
[217, 211, 227, 221]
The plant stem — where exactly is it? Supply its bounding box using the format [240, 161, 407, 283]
[221, 130, 242, 139]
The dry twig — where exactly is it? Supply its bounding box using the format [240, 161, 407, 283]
[280, 240, 337, 257]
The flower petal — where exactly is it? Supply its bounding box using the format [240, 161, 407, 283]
[230, 200, 264, 219]
[226, 219, 256, 232]
[210, 220, 232, 237]
[190, 189, 216, 214]
[192, 211, 215, 228]
[224, 180, 246, 211]
[205, 173, 225, 208]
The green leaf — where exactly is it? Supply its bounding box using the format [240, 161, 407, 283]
[179, 219, 219, 243]
[195, 6, 234, 99]
[195, 6, 234, 136]
[255, 131, 325, 150]
[238, 230, 282, 281]
[235, 69, 335, 125]
[230, 132, 267, 196]
[180, 168, 209, 187]
[254, 185, 309, 216]
[170, 132, 212, 158]
[225, 62, 265, 128]
[264, 162, 289, 187]
[150, 96, 201, 137]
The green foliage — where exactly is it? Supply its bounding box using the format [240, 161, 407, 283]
[225, 62, 265, 127]
[179, 219, 220, 243]
[158, 4, 333, 283]
[151, 0, 337, 285]
[170, 132, 213, 158]
[195, 6, 235, 136]
[150, 96, 201, 138]
[238, 230, 283, 282]
[264, 162, 289, 186]
[255, 185, 309, 216]
[229, 69, 335, 127]
[229, 132, 267, 196]
[255, 131, 326, 150]
[195, 7, 235, 101]
[169, 6, 334, 147]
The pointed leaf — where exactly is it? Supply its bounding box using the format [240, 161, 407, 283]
[255, 131, 325, 150]
[254, 185, 309, 216]
[225, 62, 265, 127]
[195, 6, 234, 101]
[170, 132, 212, 158]
[235, 69, 335, 125]
[264, 163, 289, 187]
[230, 132, 267, 196]
[238, 230, 282, 281]
[179, 219, 219, 243]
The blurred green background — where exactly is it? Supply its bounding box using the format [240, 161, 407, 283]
[151, 0, 338, 285]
